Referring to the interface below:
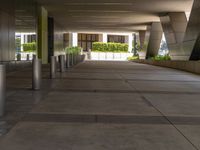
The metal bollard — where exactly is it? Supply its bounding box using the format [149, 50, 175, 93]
[77, 54, 80, 63]
[81, 54, 85, 62]
[32, 58, 42, 90]
[59, 55, 65, 72]
[70, 54, 73, 66]
[73, 54, 77, 65]
[0, 65, 6, 117]
[32, 54, 37, 60]
[50, 56, 57, 79]
[27, 54, 30, 61]
[66, 54, 70, 68]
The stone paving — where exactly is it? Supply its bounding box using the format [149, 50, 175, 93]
[1, 61, 200, 149]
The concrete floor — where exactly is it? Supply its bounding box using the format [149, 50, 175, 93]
[1, 61, 200, 149]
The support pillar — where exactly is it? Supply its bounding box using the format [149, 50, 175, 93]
[48, 17, 54, 63]
[37, 6, 48, 64]
[103, 33, 108, 43]
[160, 12, 187, 60]
[138, 30, 151, 59]
[0, 7, 15, 61]
[69, 32, 78, 47]
[0, 65, 6, 117]
[185, 0, 200, 60]
[146, 22, 163, 58]
[128, 33, 133, 52]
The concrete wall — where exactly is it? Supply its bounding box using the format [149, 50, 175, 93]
[0, 1, 15, 62]
[134, 60, 200, 74]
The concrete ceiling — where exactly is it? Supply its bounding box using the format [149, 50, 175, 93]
[36, 0, 194, 32]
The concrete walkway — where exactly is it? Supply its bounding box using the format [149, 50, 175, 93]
[1, 61, 200, 149]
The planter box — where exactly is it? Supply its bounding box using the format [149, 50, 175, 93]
[90, 52, 132, 61]
[138, 51, 146, 60]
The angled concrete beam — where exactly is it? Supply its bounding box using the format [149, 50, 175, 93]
[186, 0, 200, 60]
[160, 0, 200, 60]
[160, 12, 187, 60]
[146, 22, 163, 58]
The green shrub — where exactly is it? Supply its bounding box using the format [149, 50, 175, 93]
[23, 42, 36, 52]
[127, 56, 139, 61]
[151, 54, 171, 61]
[92, 42, 128, 52]
[65, 46, 82, 54]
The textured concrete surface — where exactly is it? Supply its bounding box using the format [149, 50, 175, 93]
[1, 61, 200, 150]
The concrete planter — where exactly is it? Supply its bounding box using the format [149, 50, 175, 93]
[138, 51, 146, 60]
[90, 52, 132, 61]
[81, 54, 85, 62]
[134, 60, 200, 74]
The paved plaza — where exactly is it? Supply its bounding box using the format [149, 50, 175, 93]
[1, 61, 200, 150]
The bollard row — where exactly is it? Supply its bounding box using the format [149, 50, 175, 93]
[49, 54, 85, 80]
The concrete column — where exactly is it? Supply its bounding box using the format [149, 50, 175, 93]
[37, 6, 48, 64]
[21, 34, 24, 51]
[0, 65, 6, 117]
[146, 22, 163, 58]
[185, 0, 200, 60]
[103, 33, 108, 43]
[128, 33, 133, 52]
[0, 8, 15, 61]
[139, 31, 146, 48]
[72, 33, 78, 47]
[69, 32, 78, 47]
[160, 12, 187, 60]
[24, 34, 28, 43]
[138, 30, 151, 59]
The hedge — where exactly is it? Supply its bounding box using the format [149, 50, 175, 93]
[151, 54, 171, 61]
[23, 42, 36, 52]
[65, 46, 82, 54]
[92, 42, 128, 52]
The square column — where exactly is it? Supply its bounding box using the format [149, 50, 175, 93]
[37, 6, 48, 64]
[21, 34, 25, 51]
[138, 30, 151, 59]
[69, 32, 78, 47]
[103, 33, 108, 43]
[146, 22, 163, 58]
[128, 33, 133, 52]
